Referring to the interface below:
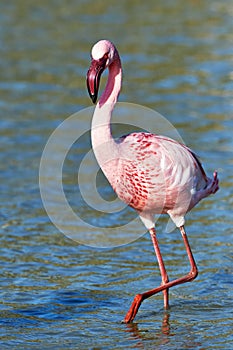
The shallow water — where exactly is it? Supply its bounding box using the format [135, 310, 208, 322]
[1, 1, 233, 349]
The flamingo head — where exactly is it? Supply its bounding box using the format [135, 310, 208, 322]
[86, 40, 116, 103]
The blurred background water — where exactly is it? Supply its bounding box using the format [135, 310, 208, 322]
[0, 0, 233, 349]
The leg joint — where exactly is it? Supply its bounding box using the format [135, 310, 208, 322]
[188, 267, 198, 282]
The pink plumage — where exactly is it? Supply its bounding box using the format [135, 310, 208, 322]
[86, 39, 219, 323]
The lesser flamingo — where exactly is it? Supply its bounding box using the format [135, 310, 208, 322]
[86, 40, 219, 323]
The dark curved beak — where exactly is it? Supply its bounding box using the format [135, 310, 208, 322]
[86, 59, 106, 104]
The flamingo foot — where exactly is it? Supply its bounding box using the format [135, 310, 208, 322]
[123, 294, 143, 323]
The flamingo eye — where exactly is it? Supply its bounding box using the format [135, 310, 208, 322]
[98, 53, 109, 67]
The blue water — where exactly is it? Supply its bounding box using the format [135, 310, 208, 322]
[0, 1, 233, 349]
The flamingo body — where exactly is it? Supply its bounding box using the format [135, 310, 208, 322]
[86, 40, 219, 323]
[105, 131, 217, 228]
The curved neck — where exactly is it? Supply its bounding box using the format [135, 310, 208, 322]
[91, 53, 122, 166]
[99, 52, 122, 108]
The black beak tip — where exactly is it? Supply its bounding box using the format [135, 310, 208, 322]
[90, 94, 97, 104]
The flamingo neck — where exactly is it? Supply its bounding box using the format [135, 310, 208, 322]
[91, 53, 122, 165]
[99, 52, 122, 108]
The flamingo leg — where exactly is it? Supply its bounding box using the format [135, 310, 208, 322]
[124, 225, 198, 323]
[149, 228, 169, 309]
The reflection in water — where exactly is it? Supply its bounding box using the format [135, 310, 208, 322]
[124, 312, 171, 348]
[124, 310, 205, 348]
[161, 312, 170, 336]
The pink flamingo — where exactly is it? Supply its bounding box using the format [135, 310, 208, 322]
[86, 40, 219, 323]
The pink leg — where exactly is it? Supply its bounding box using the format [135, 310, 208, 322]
[150, 228, 169, 309]
[124, 225, 198, 323]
